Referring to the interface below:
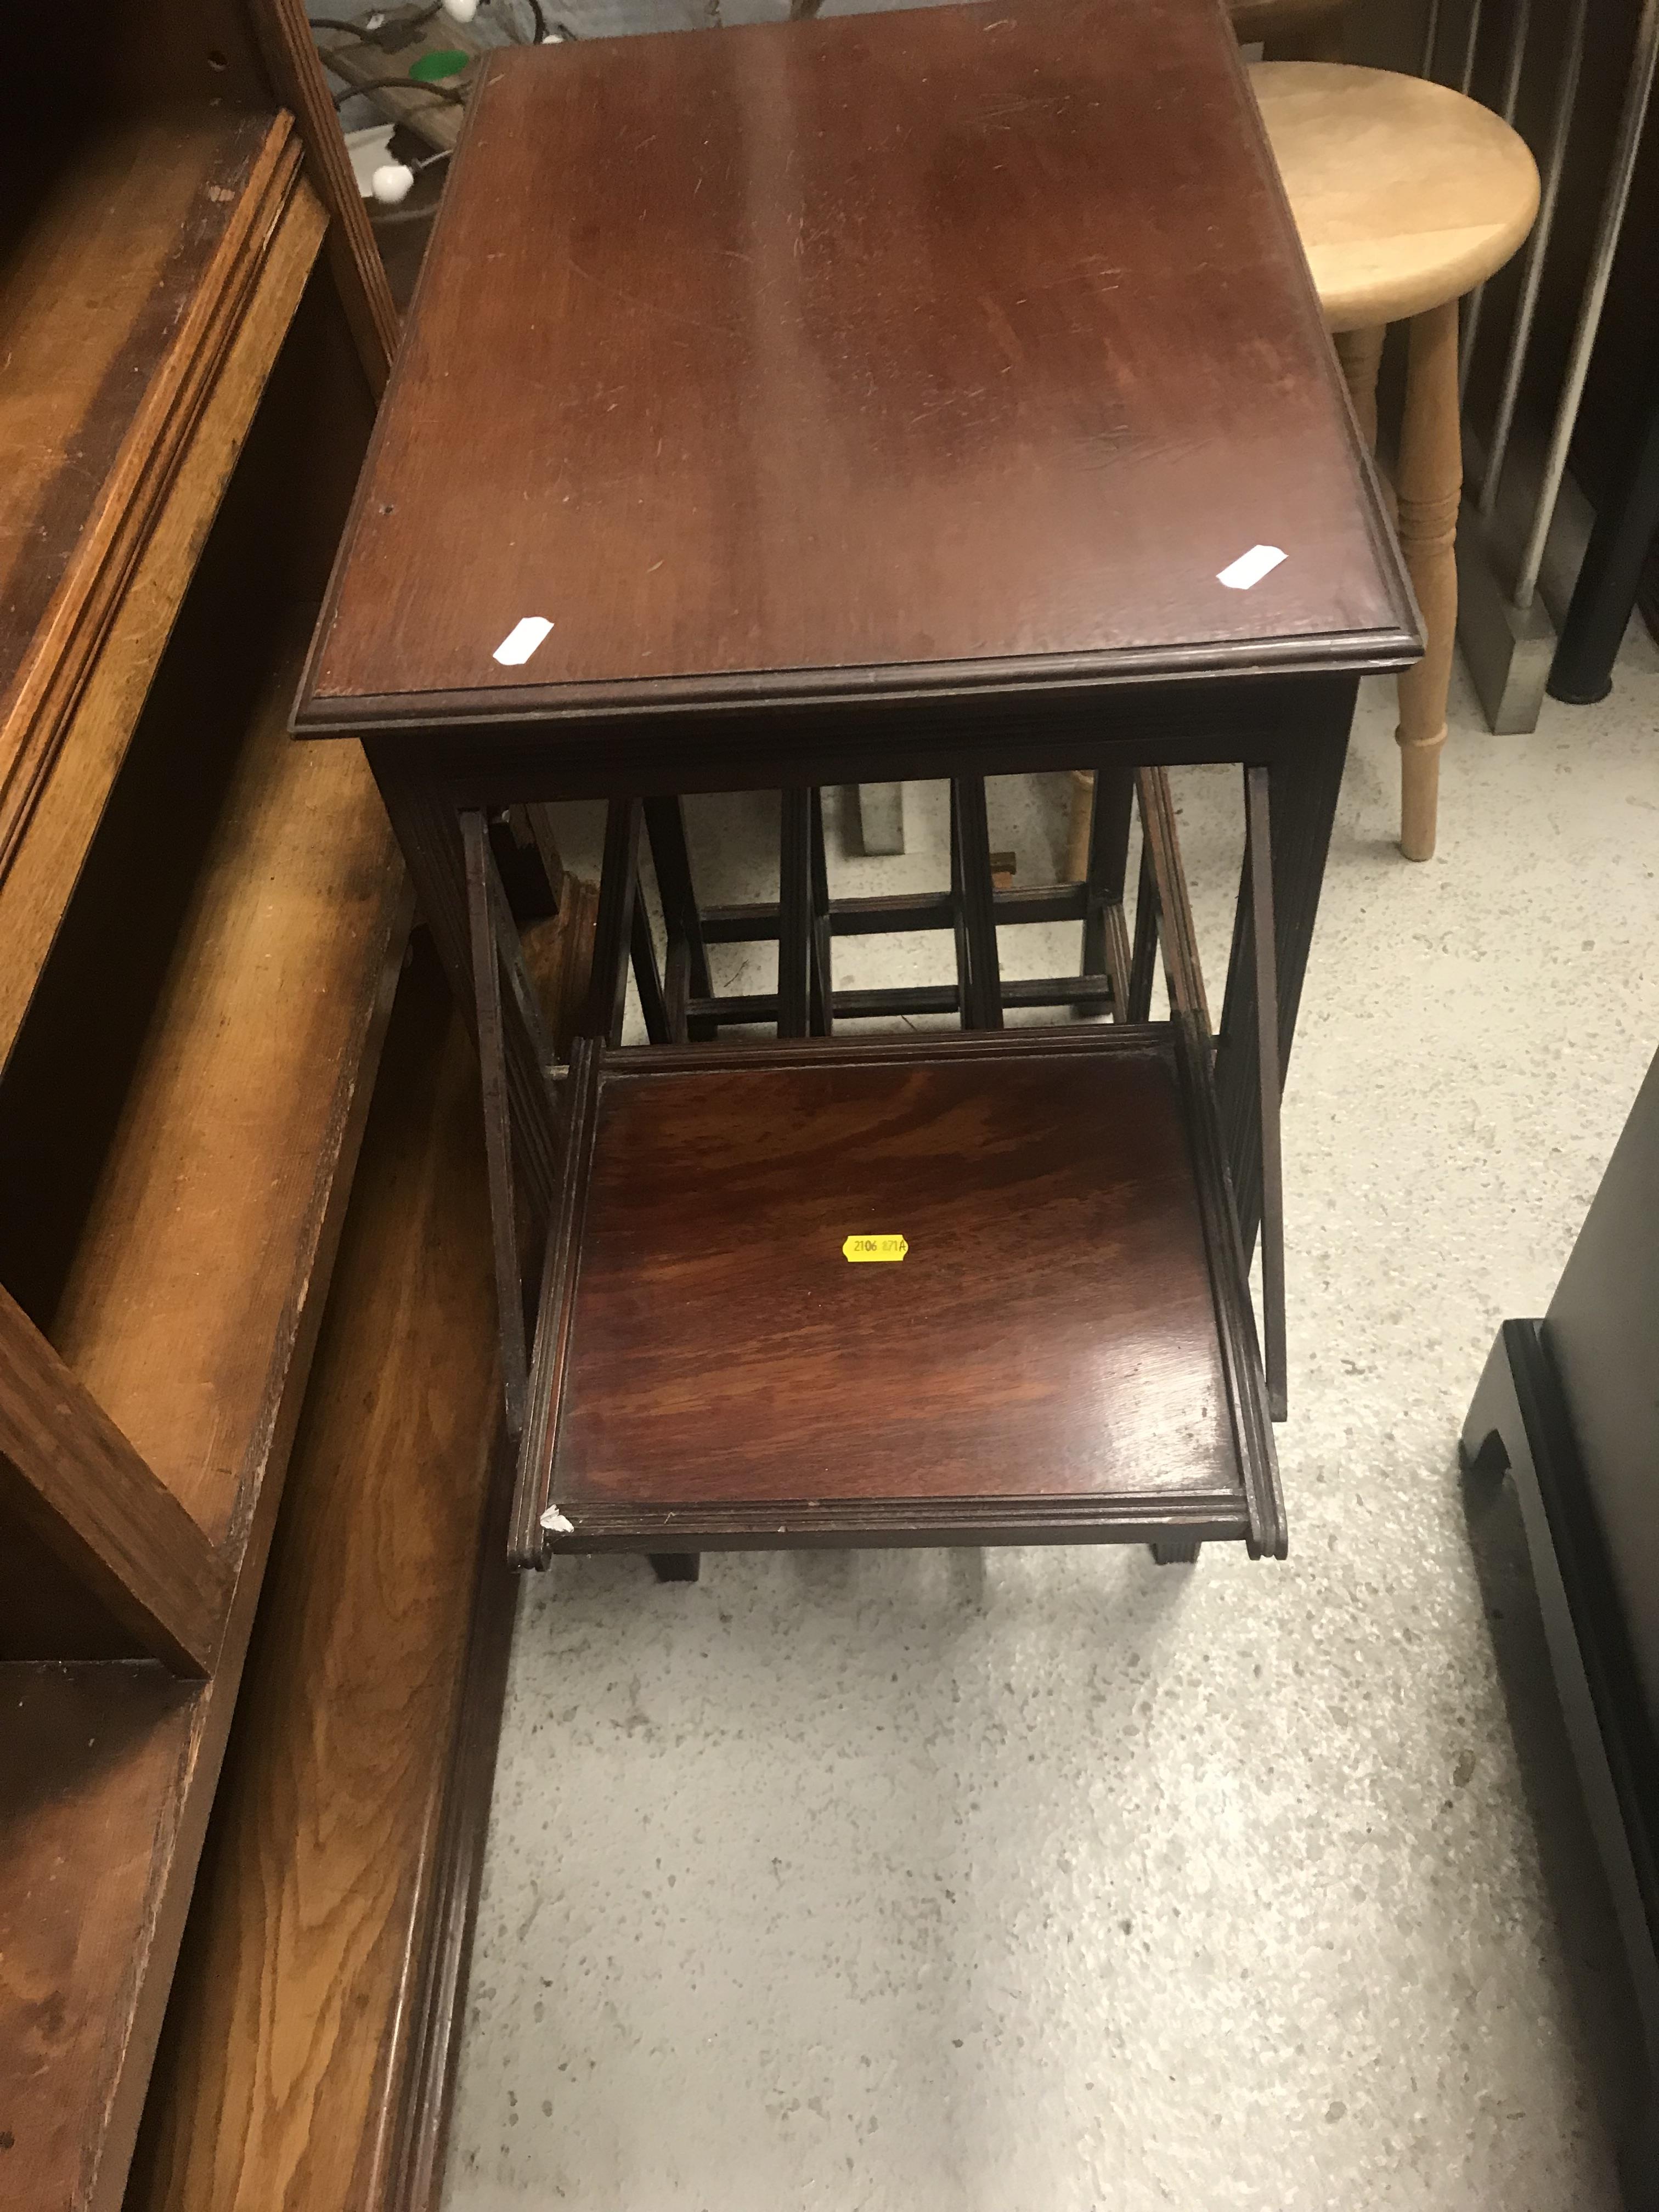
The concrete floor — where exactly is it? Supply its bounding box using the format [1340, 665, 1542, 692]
[441, 637, 1659, 2211]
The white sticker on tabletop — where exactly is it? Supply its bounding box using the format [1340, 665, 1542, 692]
[493, 616, 554, 666]
[1216, 544, 1287, 591]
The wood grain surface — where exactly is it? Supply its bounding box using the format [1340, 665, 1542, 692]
[48, 641, 404, 1545]
[1250, 61, 1539, 332]
[127, 901, 598, 2212]
[0, 1285, 230, 1675]
[125, 951, 503, 2212]
[0, 179, 326, 1073]
[0, 1662, 200, 2211]
[252, 0, 403, 393]
[0, 637, 405, 2209]
[554, 1034, 1238, 1518]
[0, 112, 302, 878]
[298, 0, 1414, 734]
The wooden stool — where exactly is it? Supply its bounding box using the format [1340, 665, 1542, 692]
[1068, 60, 1536, 871]
[1252, 63, 1537, 859]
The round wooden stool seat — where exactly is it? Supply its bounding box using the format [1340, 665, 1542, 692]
[1069, 60, 1538, 867]
[1251, 63, 1538, 332]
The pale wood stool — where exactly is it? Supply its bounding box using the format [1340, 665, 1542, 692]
[1062, 0, 1352, 885]
[1251, 63, 1537, 860]
[1068, 59, 1536, 876]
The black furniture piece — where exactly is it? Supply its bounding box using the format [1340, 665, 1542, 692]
[1463, 1046, 1659, 2208]
[1548, 380, 1659, 706]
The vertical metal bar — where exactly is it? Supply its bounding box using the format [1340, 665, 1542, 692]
[1459, 0, 1533, 399]
[952, 778, 1004, 1030]
[777, 789, 811, 1038]
[1420, 0, 1444, 78]
[1245, 770, 1286, 1423]
[1515, 0, 1659, 608]
[584, 800, 641, 1045]
[1479, 0, 1588, 517]
[463, 810, 529, 1436]
[1458, 0, 1483, 93]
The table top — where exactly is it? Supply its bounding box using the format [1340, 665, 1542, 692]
[295, 0, 1415, 743]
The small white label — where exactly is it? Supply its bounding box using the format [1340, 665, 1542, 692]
[1216, 544, 1287, 591]
[539, 1504, 575, 1534]
[493, 616, 554, 666]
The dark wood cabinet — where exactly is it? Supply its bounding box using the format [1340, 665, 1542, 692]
[1464, 1045, 1659, 2208]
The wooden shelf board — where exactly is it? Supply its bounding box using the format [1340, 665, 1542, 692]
[0, 108, 303, 895]
[534, 1030, 1272, 1554]
[0, 178, 327, 1073]
[126, 898, 599, 2212]
[0, 628, 405, 2207]
[0, 1662, 201, 2210]
[49, 640, 407, 1543]
[127, 955, 507, 2212]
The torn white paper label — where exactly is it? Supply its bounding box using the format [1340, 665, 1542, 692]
[1216, 544, 1287, 591]
[493, 616, 554, 666]
[539, 1504, 575, 1534]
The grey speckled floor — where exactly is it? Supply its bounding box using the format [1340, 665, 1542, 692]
[441, 639, 1659, 2211]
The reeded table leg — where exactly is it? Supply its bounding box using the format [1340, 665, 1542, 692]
[368, 748, 560, 1220]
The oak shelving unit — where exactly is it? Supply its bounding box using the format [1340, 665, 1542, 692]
[0, 7, 426, 2207]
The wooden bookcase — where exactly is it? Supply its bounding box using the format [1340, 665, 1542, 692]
[0, 7, 424, 2206]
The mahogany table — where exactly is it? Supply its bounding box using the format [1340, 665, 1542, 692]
[294, 0, 1418, 1575]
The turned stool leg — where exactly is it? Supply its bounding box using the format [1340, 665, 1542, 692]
[1394, 297, 1460, 862]
[1333, 324, 1384, 454]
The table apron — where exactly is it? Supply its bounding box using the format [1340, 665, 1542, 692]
[361, 671, 1361, 806]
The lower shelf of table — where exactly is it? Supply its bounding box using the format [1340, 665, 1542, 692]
[517, 1024, 1283, 1566]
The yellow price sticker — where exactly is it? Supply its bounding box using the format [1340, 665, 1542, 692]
[842, 1233, 908, 1263]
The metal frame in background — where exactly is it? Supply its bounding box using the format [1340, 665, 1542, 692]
[1451, 0, 1659, 730]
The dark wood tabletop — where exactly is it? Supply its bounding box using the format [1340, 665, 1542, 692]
[294, 0, 1415, 742]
